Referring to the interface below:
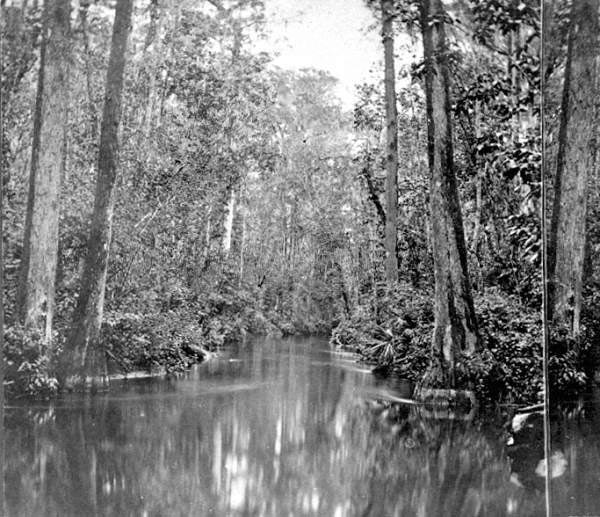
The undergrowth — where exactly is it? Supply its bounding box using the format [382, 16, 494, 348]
[331, 285, 595, 405]
[3, 268, 332, 398]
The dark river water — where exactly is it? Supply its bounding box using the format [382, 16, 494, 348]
[0, 337, 595, 516]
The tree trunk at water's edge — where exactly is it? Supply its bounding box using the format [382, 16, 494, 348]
[419, 0, 479, 389]
[17, 0, 70, 342]
[381, 0, 399, 284]
[0, 104, 5, 514]
[61, 0, 134, 385]
[548, 0, 598, 337]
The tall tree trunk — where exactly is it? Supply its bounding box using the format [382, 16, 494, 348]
[508, 0, 522, 139]
[0, 102, 5, 516]
[381, 0, 399, 284]
[420, 0, 479, 388]
[369, 225, 378, 320]
[239, 203, 246, 286]
[61, 0, 134, 384]
[141, 0, 159, 139]
[470, 102, 484, 291]
[222, 188, 236, 257]
[17, 0, 70, 342]
[548, 0, 599, 336]
[79, 0, 99, 140]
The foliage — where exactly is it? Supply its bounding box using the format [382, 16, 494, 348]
[327, 0, 549, 405]
[475, 289, 541, 403]
[547, 315, 600, 399]
[450, 0, 541, 307]
[331, 286, 590, 405]
[2, 0, 355, 395]
[331, 284, 432, 376]
[102, 312, 190, 374]
[3, 325, 59, 397]
[5, 0, 593, 409]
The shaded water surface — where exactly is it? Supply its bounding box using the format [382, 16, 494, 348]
[3, 337, 551, 516]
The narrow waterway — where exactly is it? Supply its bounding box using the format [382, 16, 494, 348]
[3, 337, 558, 516]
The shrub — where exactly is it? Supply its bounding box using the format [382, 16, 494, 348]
[3, 325, 59, 397]
[330, 285, 434, 380]
[331, 285, 553, 405]
[547, 324, 589, 398]
[475, 289, 542, 404]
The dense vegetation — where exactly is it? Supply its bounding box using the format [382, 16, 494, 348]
[331, 0, 547, 405]
[0, 0, 595, 405]
[543, 0, 600, 400]
[1, 0, 365, 395]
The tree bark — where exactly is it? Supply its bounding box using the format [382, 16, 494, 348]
[141, 0, 160, 139]
[548, 0, 599, 336]
[381, 0, 399, 284]
[79, 0, 100, 140]
[61, 0, 134, 384]
[420, 0, 479, 388]
[239, 217, 246, 282]
[0, 94, 5, 515]
[470, 102, 485, 291]
[17, 0, 70, 342]
[222, 188, 236, 257]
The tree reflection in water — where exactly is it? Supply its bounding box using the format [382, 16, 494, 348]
[2, 338, 558, 516]
[1, 367, 4, 515]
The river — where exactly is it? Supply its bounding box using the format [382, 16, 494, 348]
[1, 336, 593, 516]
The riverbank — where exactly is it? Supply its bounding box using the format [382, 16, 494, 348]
[2, 279, 330, 398]
[330, 285, 596, 406]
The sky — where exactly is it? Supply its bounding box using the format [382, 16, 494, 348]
[261, 0, 383, 108]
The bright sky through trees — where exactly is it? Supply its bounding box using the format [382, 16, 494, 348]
[262, 0, 381, 107]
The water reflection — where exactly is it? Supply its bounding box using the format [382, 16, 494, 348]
[1, 363, 5, 516]
[4, 337, 548, 516]
[550, 393, 600, 516]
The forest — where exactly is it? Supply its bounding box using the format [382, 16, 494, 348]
[0, 0, 557, 406]
[3, 0, 600, 515]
